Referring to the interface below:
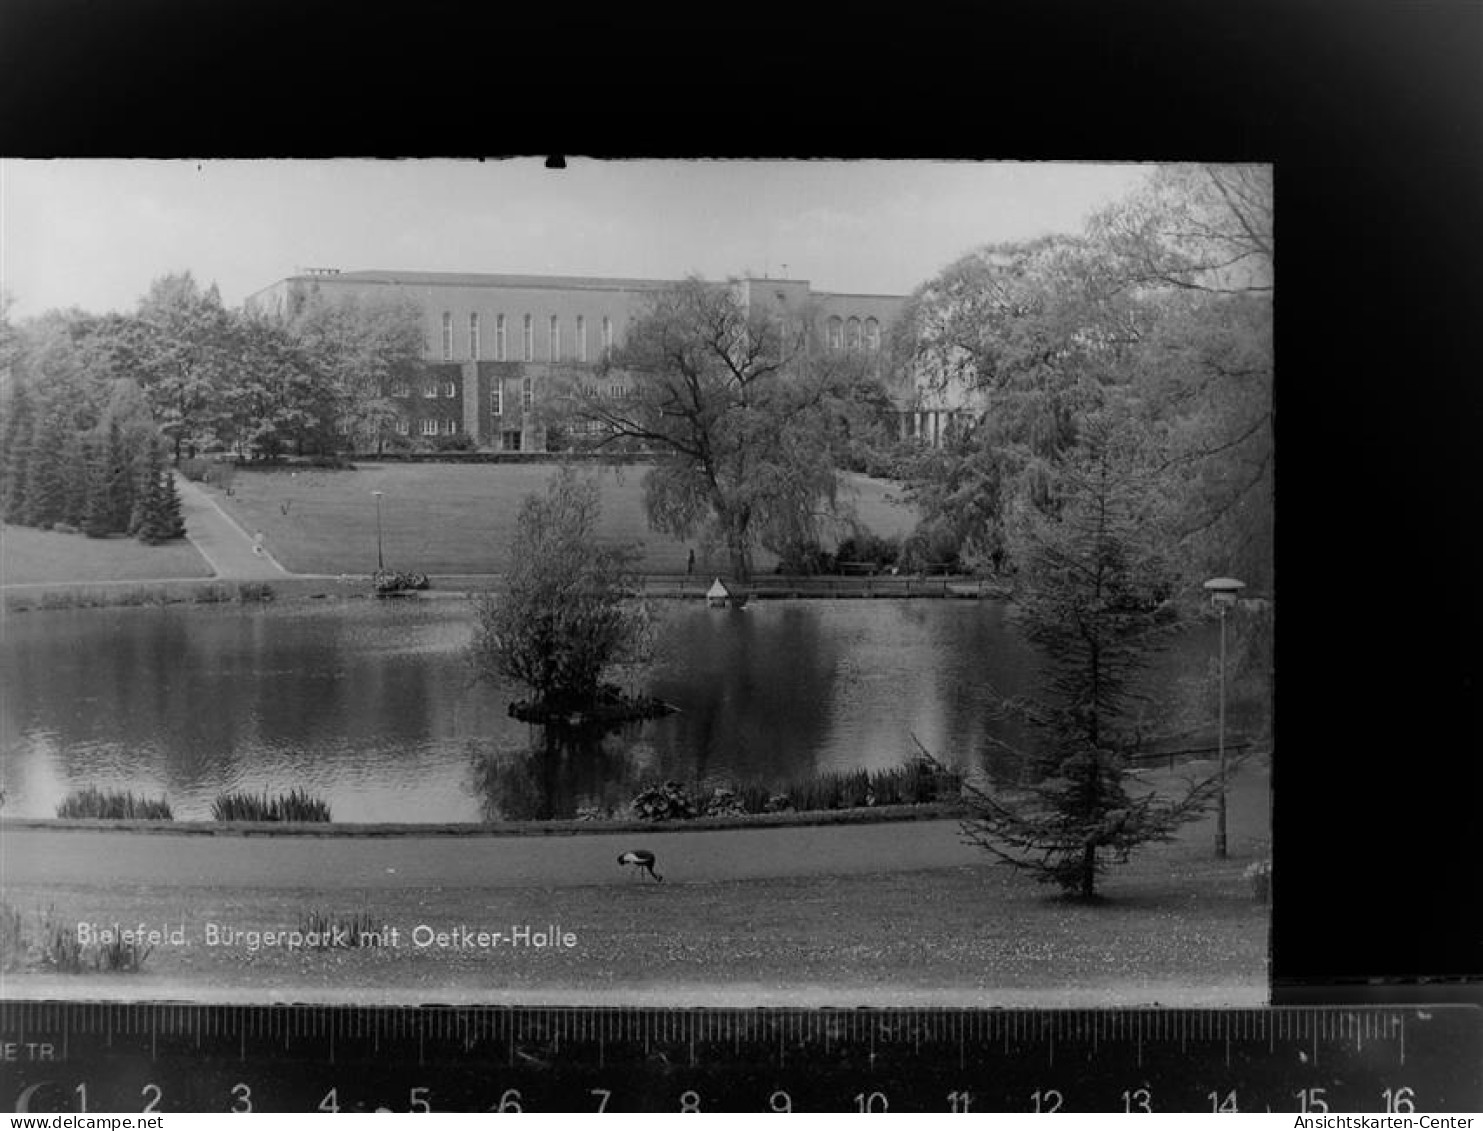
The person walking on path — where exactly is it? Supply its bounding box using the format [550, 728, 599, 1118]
[173, 473, 289, 579]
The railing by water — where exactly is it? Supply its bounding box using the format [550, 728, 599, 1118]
[636, 574, 1009, 600]
[1125, 742, 1262, 771]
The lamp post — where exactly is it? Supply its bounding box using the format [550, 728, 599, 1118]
[372, 491, 385, 573]
[1203, 576, 1246, 858]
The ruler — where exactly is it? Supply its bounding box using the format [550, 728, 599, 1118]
[3, 1004, 1479, 1113]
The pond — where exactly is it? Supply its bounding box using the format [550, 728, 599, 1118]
[0, 598, 1218, 823]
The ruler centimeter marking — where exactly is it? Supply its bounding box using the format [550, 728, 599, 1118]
[2, 1004, 1478, 1113]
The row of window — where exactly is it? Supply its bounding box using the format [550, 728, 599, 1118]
[489, 376, 533, 414]
[385, 378, 533, 414]
[434, 310, 880, 361]
[441, 312, 614, 363]
[825, 316, 882, 352]
[383, 418, 462, 437]
[389, 381, 459, 399]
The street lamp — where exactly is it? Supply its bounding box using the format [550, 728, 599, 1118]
[1204, 576, 1247, 858]
[372, 490, 385, 573]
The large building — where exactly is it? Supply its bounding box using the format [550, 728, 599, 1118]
[243, 269, 955, 452]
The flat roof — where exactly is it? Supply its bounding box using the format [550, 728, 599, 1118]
[287, 269, 686, 292]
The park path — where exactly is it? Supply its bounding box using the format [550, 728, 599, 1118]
[174, 472, 290, 579]
[0, 819, 982, 892]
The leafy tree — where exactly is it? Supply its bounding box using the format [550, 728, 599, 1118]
[218, 313, 335, 459]
[897, 165, 1273, 592]
[1090, 164, 1273, 295]
[1089, 164, 1273, 588]
[133, 273, 235, 460]
[550, 278, 865, 582]
[944, 413, 1222, 900]
[0, 291, 18, 377]
[469, 466, 652, 713]
[287, 292, 425, 455]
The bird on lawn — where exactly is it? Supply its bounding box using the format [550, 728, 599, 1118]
[617, 849, 663, 883]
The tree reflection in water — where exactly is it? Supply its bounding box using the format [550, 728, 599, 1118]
[468, 725, 654, 822]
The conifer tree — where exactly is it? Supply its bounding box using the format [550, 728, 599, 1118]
[944, 413, 1225, 901]
[23, 410, 71, 528]
[134, 442, 170, 544]
[81, 438, 114, 538]
[60, 429, 89, 527]
[1, 381, 36, 523]
[159, 463, 186, 539]
[104, 419, 137, 532]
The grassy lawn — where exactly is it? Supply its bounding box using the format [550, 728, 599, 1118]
[0, 524, 214, 586]
[213, 463, 917, 576]
[0, 847, 1266, 1005]
[0, 765, 1270, 1004]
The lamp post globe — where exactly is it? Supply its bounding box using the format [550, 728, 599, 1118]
[372, 491, 385, 573]
[1203, 577, 1246, 858]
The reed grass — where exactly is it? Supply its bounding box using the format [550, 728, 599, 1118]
[0, 902, 25, 972]
[211, 787, 331, 822]
[56, 787, 173, 820]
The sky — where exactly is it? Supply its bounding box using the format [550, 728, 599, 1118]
[0, 160, 1152, 319]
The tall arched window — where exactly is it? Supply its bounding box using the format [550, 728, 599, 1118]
[468, 313, 480, 360]
[845, 317, 861, 351]
[864, 317, 880, 351]
[495, 314, 507, 361]
[826, 316, 843, 350]
[441, 312, 453, 360]
[576, 315, 587, 362]
[602, 316, 613, 353]
[522, 315, 533, 362]
[549, 315, 560, 361]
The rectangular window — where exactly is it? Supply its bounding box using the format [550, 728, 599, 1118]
[424, 381, 439, 398]
[576, 315, 587, 362]
[441, 312, 453, 361]
[491, 380, 503, 416]
[395, 419, 410, 435]
[523, 315, 533, 362]
[522, 375, 533, 411]
[442, 418, 457, 435]
[549, 315, 560, 361]
[503, 430, 522, 452]
[496, 314, 507, 361]
[609, 383, 623, 398]
[390, 381, 410, 397]
[469, 313, 480, 360]
[602, 315, 613, 353]
[443, 380, 457, 398]
[420, 418, 438, 436]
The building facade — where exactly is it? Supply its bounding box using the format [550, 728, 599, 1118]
[244, 268, 962, 451]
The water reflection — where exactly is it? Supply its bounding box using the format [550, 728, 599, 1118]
[468, 728, 650, 822]
[0, 599, 1222, 823]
